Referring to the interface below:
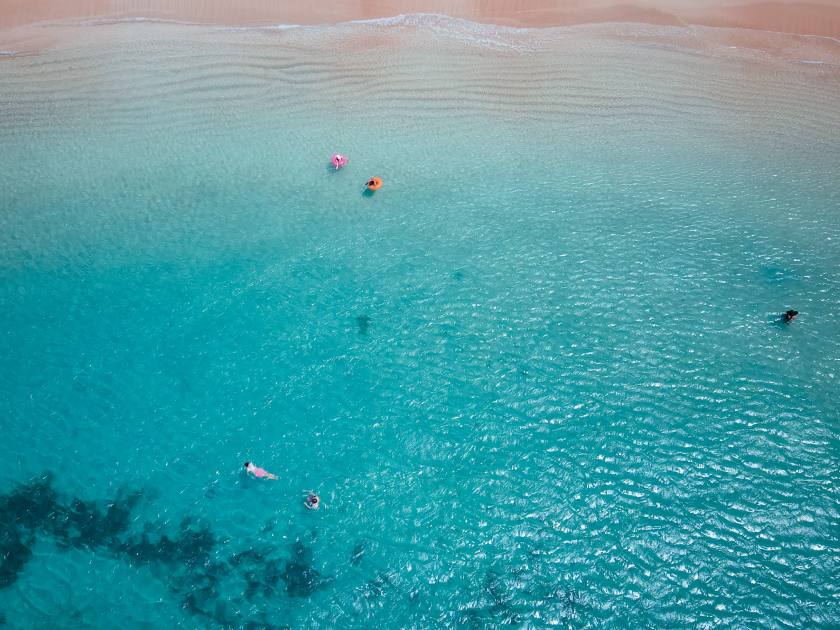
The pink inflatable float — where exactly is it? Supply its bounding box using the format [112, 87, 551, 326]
[331, 153, 348, 169]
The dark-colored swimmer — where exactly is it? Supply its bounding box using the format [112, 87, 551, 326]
[782, 310, 799, 323]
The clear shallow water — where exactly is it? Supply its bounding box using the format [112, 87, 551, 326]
[1, 16, 839, 628]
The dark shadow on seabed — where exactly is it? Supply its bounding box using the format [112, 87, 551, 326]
[0, 474, 334, 627]
[0, 474, 582, 626]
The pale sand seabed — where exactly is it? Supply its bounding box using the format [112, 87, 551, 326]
[1, 17, 839, 247]
[2, 17, 839, 121]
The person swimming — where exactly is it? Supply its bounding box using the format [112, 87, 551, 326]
[244, 462, 278, 480]
[304, 492, 320, 510]
[782, 310, 799, 323]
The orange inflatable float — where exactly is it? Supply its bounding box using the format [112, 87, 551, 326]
[366, 177, 383, 191]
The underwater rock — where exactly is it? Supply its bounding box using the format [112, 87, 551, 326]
[0, 476, 59, 531]
[291, 539, 312, 565]
[356, 315, 371, 335]
[281, 560, 322, 597]
[0, 526, 33, 589]
[230, 548, 267, 567]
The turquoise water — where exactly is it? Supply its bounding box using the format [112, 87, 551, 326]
[1, 16, 839, 628]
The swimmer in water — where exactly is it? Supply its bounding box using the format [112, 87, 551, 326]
[244, 462, 278, 480]
[304, 492, 320, 510]
[782, 309, 799, 323]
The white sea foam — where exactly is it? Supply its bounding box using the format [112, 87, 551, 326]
[212, 23, 302, 32]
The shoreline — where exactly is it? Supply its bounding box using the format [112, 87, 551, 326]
[2, 1, 840, 36]
[1, 3, 840, 62]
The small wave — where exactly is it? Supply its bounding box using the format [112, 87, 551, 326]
[346, 12, 527, 32]
[209, 13, 539, 52]
[0, 50, 19, 57]
[214, 24, 302, 32]
[341, 13, 539, 52]
[799, 59, 831, 65]
[44, 12, 516, 33]
[796, 59, 840, 68]
[24, 10, 840, 42]
[69, 16, 207, 27]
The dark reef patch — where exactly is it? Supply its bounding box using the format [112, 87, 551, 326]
[281, 538, 331, 597]
[0, 475, 337, 626]
[0, 526, 33, 589]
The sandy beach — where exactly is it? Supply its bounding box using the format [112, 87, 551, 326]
[2, 0, 840, 41]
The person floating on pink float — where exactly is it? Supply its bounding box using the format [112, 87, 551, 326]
[244, 461, 278, 480]
[331, 153, 348, 169]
